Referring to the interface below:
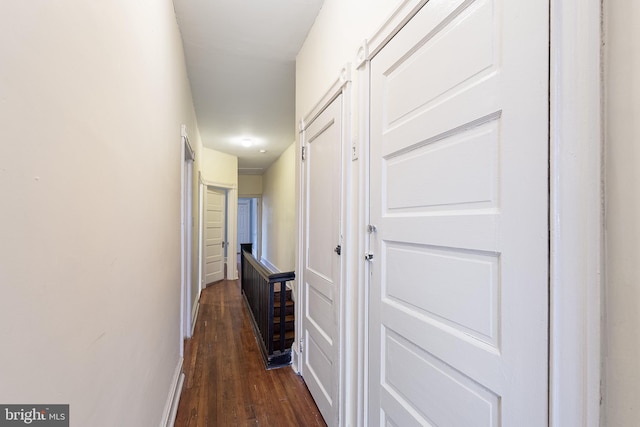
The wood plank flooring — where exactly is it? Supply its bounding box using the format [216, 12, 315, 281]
[175, 277, 327, 427]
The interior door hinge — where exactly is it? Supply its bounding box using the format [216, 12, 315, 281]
[301, 146, 306, 161]
[299, 338, 304, 354]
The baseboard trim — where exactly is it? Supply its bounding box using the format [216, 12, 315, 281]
[191, 301, 200, 337]
[291, 341, 300, 374]
[160, 358, 184, 427]
[260, 257, 280, 273]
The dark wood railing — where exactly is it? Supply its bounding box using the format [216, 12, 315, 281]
[240, 244, 295, 369]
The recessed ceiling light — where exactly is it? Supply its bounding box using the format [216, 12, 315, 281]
[259, 149, 267, 153]
[241, 138, 253, 147]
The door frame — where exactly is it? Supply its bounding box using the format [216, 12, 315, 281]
[295, 64, 352, 425]
[180, 125, 196, 354]
[237, 198, 251, 253]
[238, 195, 262, 260]
[198, 176, 239, 289]
[354, 0, 602, 426]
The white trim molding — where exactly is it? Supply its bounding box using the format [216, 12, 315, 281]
[191, 300, 200, 337]
[362, 0, 428, 63]
[182, 125, 195, 162]
[354, 45, 371, 427]
[198, 174, 237, 191]
[160, 358, 184, 427]
[197, 179, 204, 297]
[299, 63, 352, 133]
[549, 0, 603, 426]
[259, 257, 280, 274]
[339, 75, 354, 427]
[180, 126, 195, 354]
[294, 113, 305, 378]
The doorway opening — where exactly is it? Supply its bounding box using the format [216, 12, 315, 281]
[238, 197, 261, 261]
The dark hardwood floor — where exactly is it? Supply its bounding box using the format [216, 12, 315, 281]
[175, 276, 326, 427]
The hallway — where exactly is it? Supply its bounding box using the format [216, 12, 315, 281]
[175, 277, 326, 426]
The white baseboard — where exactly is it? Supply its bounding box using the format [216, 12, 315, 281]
[160, 358, 184, 427]
[291, 341, 300, 374]
[190, 301, 200, 337]
[260, 257, 280, 273]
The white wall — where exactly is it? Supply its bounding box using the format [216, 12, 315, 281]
[0, 1, 198, 425]
[604, 2, 640, 425]
[261, 143, 296, 271]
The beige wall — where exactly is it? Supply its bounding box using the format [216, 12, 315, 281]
[261, 143, 296, 271]
[238, 174, 263, 196]
[296, 0, 401, 120]
[604, 2, 640, 425]
[0, 1, 198, 425]
[200, 147, 238, 186]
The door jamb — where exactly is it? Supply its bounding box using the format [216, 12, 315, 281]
[354, 0, 603, 426]
[549, 1, 602, 425]
[180, 125, 196, 354]
[238, 195, 263, 261]
[237, 198, 252, 253]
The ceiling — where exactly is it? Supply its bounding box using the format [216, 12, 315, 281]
[173, 0, 324, 175]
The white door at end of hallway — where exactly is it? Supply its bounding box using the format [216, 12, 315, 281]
[237, 199, 251, 253]
[368, 0, 549, 425]
[301, 94, 342, 426]
[205, 187, 225, 285]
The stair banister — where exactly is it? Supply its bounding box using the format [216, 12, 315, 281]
[240, 243, 295, 369]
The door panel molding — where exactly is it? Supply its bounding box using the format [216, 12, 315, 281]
[204, 187, 225, 284]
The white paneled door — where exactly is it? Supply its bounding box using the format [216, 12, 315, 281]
[368, 0, 549, 425]
[205, 187, 225, 285]
[302, 95, 342, 426]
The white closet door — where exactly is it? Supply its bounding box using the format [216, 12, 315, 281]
[302, 95, 342, 426]
[205, 188, 225, 284]
[368, 0, 549, 425]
